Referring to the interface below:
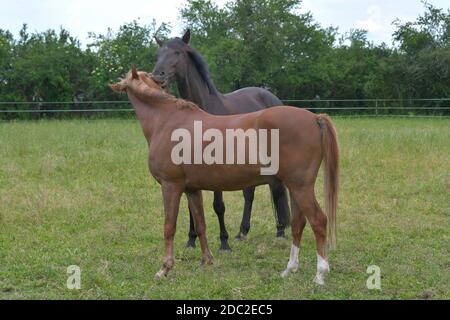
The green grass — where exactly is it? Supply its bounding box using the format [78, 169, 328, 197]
[0, 118, 448, 300]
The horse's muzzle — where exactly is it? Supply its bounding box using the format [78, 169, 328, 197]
[151, 74, 170, 88]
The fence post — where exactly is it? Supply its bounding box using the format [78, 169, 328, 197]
[375, 99, 379, 116]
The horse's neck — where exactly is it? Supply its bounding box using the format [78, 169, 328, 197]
[129, 92, 202, 145]
[129, 93, 167, 143]
[177, 64, 228, 115]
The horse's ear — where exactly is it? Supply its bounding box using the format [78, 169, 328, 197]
[154, 36, 164, 47]
[182, 29, 191, 44]
[131, 65, 139, 80]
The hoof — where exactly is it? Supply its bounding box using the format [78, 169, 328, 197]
[281, 269, 290, 278]
[154, 269, 167, 280]
[235, 232, 247, 241]
[219, 243, 232, 252]
[201, 255, 214, 266]
[276, 230, 287, 239]
[314, 275, 325, 286]
[281, 264, 299, 278]
[314, 268, 329, 286]
[186, 239, 196, 249]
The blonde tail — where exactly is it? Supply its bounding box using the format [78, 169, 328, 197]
[317, 114, 340, 250]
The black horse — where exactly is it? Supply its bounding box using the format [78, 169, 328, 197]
[152, 30, 290, 251]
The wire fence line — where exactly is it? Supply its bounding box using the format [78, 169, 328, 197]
[0, 109, 133, 113]
[0, 98, 448, 116]
[0, 98, 449, 105]
[283, 98, 450, 102]
[1, 106, 449, 110]
[1, 107, 450, 113]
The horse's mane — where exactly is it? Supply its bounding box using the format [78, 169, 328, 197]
[128, 73, 198, 111]
[176, 98, 198, 110]
[167, 38, 219, 96]
[186, 47, 219, 96]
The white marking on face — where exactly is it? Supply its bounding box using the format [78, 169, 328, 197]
[281, 244, 299, 278]
[314, 253, 330, 285]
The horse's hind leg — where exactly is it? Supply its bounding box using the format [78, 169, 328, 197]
[270, 181, 290, 239]
[186, 207, 197, 249]
[281, 191, 307, 278]
[309, 198, 330, 285]
[187, 190, 213, 266]
[235, 186, 255, 241]
[286, 185, 329, 285]
[213, 191, 231, 251]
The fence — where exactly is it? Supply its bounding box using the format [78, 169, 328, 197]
[0, 98, 449, 119]
[283, 98, 450, 116]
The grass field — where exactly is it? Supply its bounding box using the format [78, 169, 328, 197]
[0, 118, 448, 300]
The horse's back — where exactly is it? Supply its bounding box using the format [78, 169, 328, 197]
[256, 105, 318, 127]
[223, 87, 283, 114]
[255, 106, 322, 149]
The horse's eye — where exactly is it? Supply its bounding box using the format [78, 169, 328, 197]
[175, 51, 181, 56]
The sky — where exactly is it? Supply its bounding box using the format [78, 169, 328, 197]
[0, 0, 448, 46]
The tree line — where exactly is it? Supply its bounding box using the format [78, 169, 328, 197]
[0, 0, 448, 118]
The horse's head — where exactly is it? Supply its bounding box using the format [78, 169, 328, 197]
[152, 29, 191, 87]
[110, 66, 164, 94]
[110, 65, 198, 111]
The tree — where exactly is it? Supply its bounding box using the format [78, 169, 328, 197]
[181, 0, 336, 99]
[6, 24, 92, 107]
[0, 30, 14, 102]
[87, 20, 171, 101]
[0, 0, 448, 118]
[391, 3, 450, 99]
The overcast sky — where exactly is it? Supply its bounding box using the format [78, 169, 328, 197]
[0, 0, 448, 46]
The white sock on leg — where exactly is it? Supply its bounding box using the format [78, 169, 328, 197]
[314, 253, 330, 285]
[281, 244, 299, 278]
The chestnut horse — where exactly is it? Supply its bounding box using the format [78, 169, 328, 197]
[153, 30, 290, 251]
[111, 67, 339, 285]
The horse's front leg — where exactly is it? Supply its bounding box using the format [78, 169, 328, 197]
[186, 190, 213, 266]
[155, 182, 183, 279]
